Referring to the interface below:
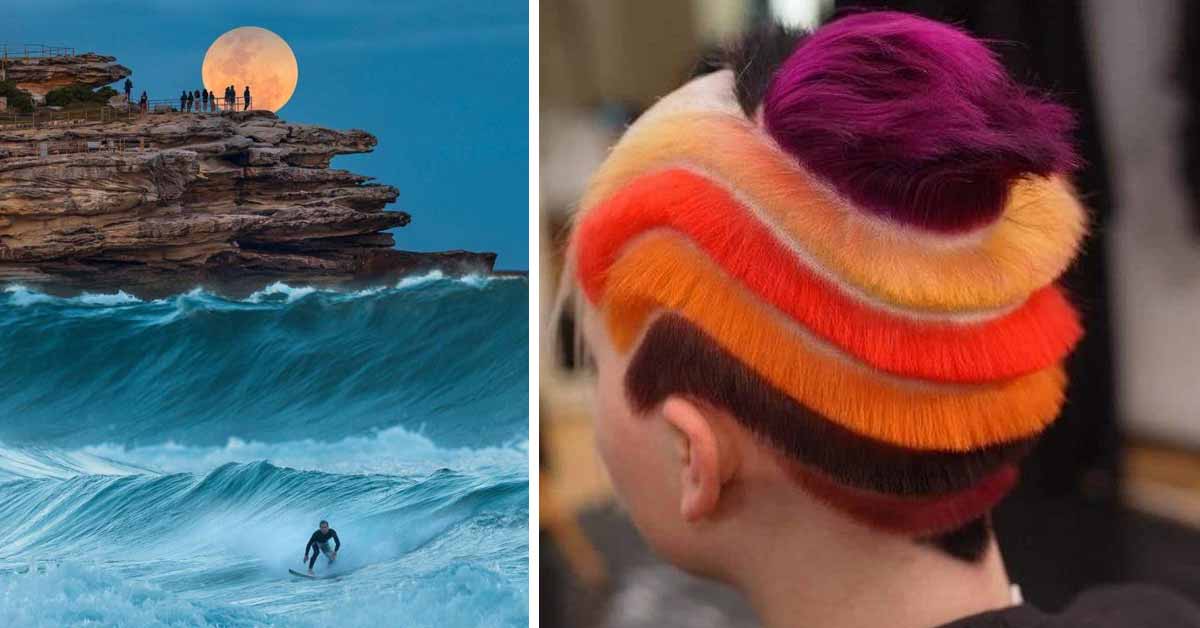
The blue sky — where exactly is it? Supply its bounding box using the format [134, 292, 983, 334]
[6, 0, 529, 269]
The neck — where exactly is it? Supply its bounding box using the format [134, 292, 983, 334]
[722, 513, 1013, 628]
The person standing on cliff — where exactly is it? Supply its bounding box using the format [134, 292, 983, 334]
[139, 91, 147, 113]
[179, 90, 187, 112]
[243, 86, 252, 111]
[200, 88, 208, 112]
[124, 78, 132, 102]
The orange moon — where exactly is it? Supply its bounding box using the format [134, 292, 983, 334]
[202, 26, 298, 113]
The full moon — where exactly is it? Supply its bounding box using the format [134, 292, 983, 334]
[202, 26, 298, 113]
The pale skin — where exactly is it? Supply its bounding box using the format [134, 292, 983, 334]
[581, 305, 1016, 628]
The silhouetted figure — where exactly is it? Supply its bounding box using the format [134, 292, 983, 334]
[139, 91, 148, 113]
[180, 90, 187, 112]
[243, 86, 251, 111]
[209, 90, 216, 113]
[187, 92, 194, 112]
[124, 78, 132, 100]
[201, 89, 208, 112]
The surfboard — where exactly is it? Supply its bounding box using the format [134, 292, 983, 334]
[289, 564, 363, 580]
[289, 568, 332, 579]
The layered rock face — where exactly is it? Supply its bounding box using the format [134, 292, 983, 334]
[1, 53, 132, 101]
[0, 110, 496, 297]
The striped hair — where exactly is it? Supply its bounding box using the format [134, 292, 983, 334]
[570, 12, 1085, 560]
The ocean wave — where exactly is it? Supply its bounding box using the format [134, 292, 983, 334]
[300, 563, 528, 628]
[0, 459, 527, 627]
[0, 446, 152, 481]
[0, 276, 528, 450]
[0, 460, 525, 558]
[0, 559, 526, 628]
[0, 269, 529, 627]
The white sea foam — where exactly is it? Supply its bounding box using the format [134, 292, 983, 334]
[395, 270, 446, 289]
[2, 285, 56, 306]
[245, 281, 318, 304]
[2, 285, 147, 307]
[0, 556, 525, 628]
[1, 273, 519, 312]
[459, 273, 490, 288]
[76, 290, 142, 306]
[0, 563, 267, 627]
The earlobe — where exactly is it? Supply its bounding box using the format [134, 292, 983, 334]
[661, 397, 724, 522]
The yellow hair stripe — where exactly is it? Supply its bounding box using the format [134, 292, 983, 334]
[602, 232, 1066, 451]
[583, 112, 1087, 313]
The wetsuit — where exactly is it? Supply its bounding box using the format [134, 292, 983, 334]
[305, 528, 341, 570]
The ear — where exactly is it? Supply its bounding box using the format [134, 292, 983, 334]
[661, 397, 724, 522]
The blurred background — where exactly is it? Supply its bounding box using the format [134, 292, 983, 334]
[540, 0, 1200, 626]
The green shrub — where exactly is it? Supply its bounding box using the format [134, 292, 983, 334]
[0, 80, 34, 114]
[44, 84, 118, 107]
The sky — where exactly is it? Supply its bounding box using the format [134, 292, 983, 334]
[6, 0, 529, 269]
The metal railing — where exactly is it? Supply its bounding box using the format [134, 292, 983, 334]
[1, 43, 78, 82]
[0, 95, 259, 129]
[0, 105, 137, 129]
[1, 95, 259, 126]
[1, 136, 147, 159]
[0, 44, 78, 60]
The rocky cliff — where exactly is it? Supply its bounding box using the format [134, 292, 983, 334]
[0, 64, 497, 297]
[2, 53, 132, 101]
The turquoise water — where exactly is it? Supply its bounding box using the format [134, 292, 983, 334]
[0, 274, 529, 627]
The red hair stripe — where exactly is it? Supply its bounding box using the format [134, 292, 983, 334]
[789, 461, 1019, 535]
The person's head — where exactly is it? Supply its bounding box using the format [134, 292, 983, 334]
[319, 520, 329, 532]
[565, 11, 1084, 579]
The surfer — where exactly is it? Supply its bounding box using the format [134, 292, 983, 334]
[302, 520, 341, 575]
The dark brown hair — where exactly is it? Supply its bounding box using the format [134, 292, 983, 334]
[624, 314, 1018, 560]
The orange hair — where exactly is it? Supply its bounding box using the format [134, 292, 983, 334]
[601, 233, 1066, 451]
